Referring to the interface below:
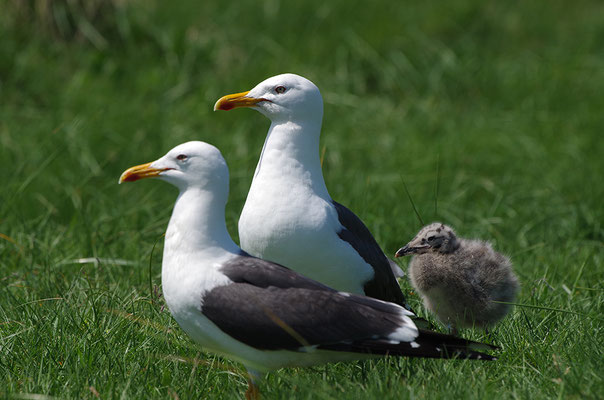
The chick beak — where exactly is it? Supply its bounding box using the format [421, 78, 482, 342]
[395, 245, 411, 258]
[395, 243, 430, 257]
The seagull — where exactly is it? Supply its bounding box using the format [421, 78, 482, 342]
[395, 223, 520, 333]
[119, 142, 497, 399]
[214, 73, 407, 307]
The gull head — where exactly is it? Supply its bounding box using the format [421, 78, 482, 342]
[395, 223, 459, 257]
[214, 73, 323, 123]
[119, 141, 229, 192]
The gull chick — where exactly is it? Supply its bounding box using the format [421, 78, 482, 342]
[396, 223, 519, 332]
[119, 143, 497, 399]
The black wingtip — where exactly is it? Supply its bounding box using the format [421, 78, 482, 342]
[319, 329, 499, 361]
[460, 351, 498, 361]
[417, 328, 500, 352]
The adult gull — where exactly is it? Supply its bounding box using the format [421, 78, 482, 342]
[214, 73, 407, 306]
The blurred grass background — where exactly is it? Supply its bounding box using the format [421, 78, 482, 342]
[1, 0, 603, 398]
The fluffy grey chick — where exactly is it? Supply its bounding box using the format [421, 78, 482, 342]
[395, 223, 519, 333]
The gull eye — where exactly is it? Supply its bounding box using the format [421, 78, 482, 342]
[275, 85, 287, 94]
[176, 154, 188, 161]
[427, 236, 435, 242]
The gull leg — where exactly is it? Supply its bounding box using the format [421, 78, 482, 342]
[245, 381, 259, 400]
[245, 369, 262, 400]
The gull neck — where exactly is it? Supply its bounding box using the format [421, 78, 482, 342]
[254, 119, 330, 201]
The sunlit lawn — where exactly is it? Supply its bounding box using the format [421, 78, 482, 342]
[1, 1, 603, 398]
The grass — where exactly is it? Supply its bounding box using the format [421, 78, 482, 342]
[1, 0, 603, 398]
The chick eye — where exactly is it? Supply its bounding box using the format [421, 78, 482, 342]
[427, 236, 435, 241]
[176, 154, 188, 161]
[275, 85, 287, 94]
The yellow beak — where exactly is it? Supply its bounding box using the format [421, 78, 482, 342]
[213, 90, 267, 111]
[119, 162, 171, 184]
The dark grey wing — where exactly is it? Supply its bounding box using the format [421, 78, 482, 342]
[201, 255, 413, 351]
[202, 255, 496, 360]
[332, 201, 408, 307]
[222, 250, 335, 291]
